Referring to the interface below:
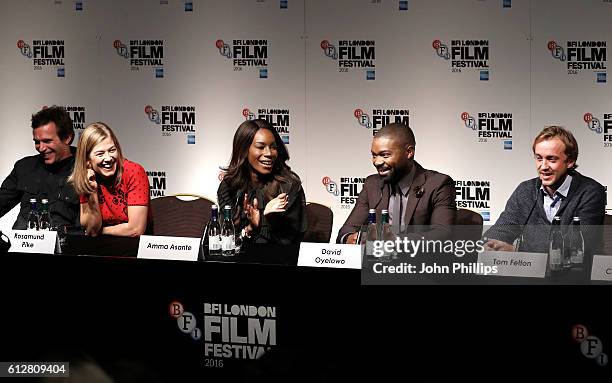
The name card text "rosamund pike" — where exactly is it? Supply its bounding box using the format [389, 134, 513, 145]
[8, 230, 57, 254]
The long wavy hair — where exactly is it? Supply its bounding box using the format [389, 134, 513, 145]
[68, 122, 125, 197]
[222, 119, 299, 201]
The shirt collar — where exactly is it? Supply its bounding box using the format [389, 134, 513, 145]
[540, 173, 572, 198]
[394, 165, 415, 197]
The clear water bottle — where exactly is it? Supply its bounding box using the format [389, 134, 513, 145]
[221, 205, 235, 256]
[208, 205, 222, 256]
[39, 199, 52, 230]
[379, 210, 395, 261]
[548, 216, 563, 274]
[568, 216, 584, 268]
[27, 198, 39, 231]
[365, 209, 378, 258]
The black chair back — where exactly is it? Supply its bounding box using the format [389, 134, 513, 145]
[303, 202, 334, 243]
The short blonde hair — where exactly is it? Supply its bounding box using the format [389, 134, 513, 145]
[532, 126, 579, 169]
[68, 122, 125, 196]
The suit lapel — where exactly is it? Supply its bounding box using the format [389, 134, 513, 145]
[403, 163, 425, 225]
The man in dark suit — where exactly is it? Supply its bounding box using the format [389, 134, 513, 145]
[337, 123, 456, 244]
[484, 126, 605, 253]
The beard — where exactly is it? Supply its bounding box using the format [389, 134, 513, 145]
[380, 162, 412, 184]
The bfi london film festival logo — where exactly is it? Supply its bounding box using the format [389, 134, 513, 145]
[242, 108, 291, 144]
[17, 39, 65, 77]
[572, 324, 608, 367]
[460, 111, 513, 150]
[321, 39, 376, 80]
[455, 180, 491, 221]
[158, 0, 193, 11]
[52, 0, 85, 11]
[547, 40, 607, 83]
[246, 0, 289, 9]
[322, 176, 364, 209]
[584, 113, 612, 147]
[113, 39, 164, 78]
[147, 171, 167, 197]
[432, 39, 490, 80]
[169, 301, 277, 364]
[145, 105, 196, 144]
[368, 0, 409, 11]
[354, 108, 410, 136]
[215, 39, 269, 78]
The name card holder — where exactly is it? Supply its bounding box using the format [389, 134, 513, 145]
[8, 230, 58, 255]
[477, 251, 548, 278]
[298, 242, 361, 269]
[137, 235, 200, 261]
[591, 255, 612, 282]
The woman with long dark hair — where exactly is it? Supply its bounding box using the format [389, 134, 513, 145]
[217, 119, 306, 245]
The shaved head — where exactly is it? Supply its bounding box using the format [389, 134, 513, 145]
[374, 123, 416, 148]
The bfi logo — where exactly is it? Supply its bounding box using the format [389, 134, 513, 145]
[572, 324, 608, 367]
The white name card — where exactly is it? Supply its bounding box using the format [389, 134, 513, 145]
[591, 255, 612, 282]
[477, 251, 548, 278]
[298, 242, 361, 269]
[137, 235, 200, 261]
[8, 230, 57, 254]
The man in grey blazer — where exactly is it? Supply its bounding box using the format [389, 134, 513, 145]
[337, 123, 456, 244]
[485, 126, 605, 254]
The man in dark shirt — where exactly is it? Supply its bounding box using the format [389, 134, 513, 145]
[0, 106, 80, 229]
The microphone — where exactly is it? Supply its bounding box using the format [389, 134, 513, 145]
[234, 189, 243, 208]
[515, 185, 540, 252]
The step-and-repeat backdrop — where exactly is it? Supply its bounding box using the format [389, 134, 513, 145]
[1, 0, 611, 241]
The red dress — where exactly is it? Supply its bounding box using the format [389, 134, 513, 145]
[80, 159, 150, 226]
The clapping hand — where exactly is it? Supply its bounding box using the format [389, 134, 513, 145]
[264, 193, 288, 216]
[243, 193, 261, 230]
[243, 192, 288, 230]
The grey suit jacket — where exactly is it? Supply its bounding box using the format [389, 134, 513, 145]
[485, 171, 605, 254]
[336, 162, 456, 243]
